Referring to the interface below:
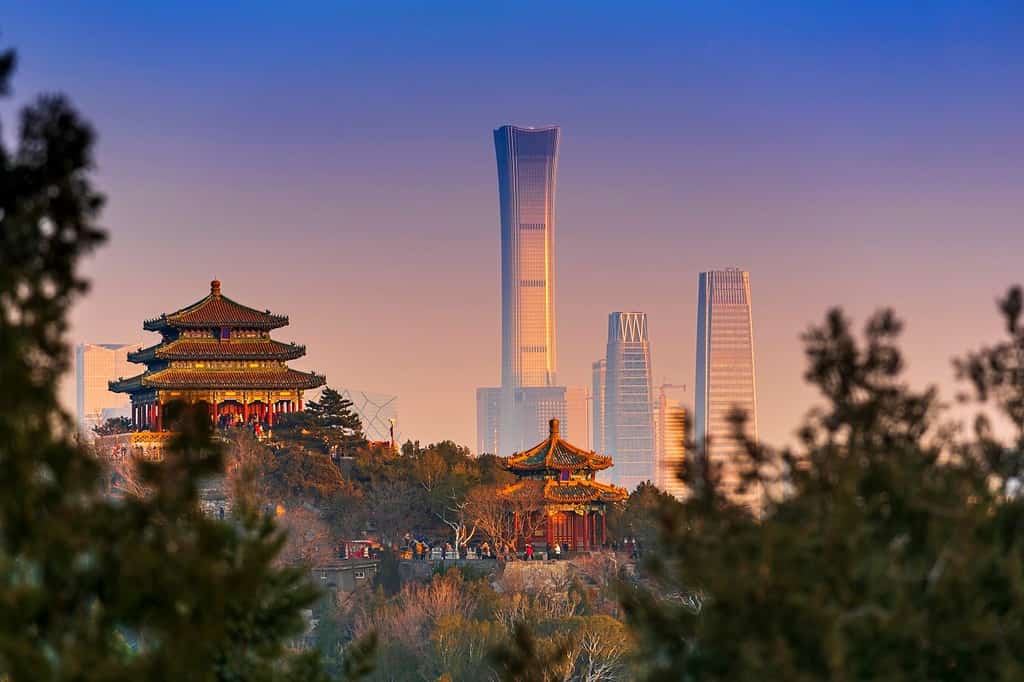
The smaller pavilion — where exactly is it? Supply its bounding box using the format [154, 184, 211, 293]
[110, 280, 325, 431]
[501, 419, 628, 552]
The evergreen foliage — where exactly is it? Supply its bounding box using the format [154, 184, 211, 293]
[275, 387, 366, 456]
[621, 300, 1024, 681]
[93, 416, 132, 436]
[0, 44, 369, 680]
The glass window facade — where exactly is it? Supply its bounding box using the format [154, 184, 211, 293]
[694, 270, 760, 509]
[604, 312, 655, 491]
[494, 125, 561, 456]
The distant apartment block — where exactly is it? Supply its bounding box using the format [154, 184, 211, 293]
[695, 269, 760, 510]
[603, 312, 655, 491]
[76, 342, 136, 436]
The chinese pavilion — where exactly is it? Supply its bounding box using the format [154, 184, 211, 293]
[501, 418, 628, 552]
[110, 280, 325, 431]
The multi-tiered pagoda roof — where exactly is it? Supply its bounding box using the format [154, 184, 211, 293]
[500, 419, 626, 552]
[501, 419, 627, 508]
[110, 280, 324, 431]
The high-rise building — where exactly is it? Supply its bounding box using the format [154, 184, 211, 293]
[591, 359, 606, 454]
[476, 387, 501, 455]
[75, 342, 136, 436]
[496, 125, 560, 456]
[515, 386, 568, 449]
[655, 394, 688, 500]
[477, 124, 565, 456]
[603, 312, 655, 491]
[564, 386, 589, 450]
[495, 124, 560, 391]
[695, 269, 760, 509]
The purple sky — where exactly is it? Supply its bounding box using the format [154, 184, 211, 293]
[7, 2, 1023, 448]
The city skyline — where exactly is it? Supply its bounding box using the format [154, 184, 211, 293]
[17, 3, 1021, 451]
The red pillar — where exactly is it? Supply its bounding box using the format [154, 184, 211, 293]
[298, 399, 303, 412]
[268, 401, 275, 426]
[545, 512, 552, 550]
[156, 402, 162, 432]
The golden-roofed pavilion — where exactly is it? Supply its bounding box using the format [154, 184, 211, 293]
[501, 418, 627, 552]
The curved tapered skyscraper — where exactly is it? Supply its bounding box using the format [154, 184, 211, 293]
[695, 269, 760, 509]
[495, 125, 560, 389]
[493, 125, 561, 455]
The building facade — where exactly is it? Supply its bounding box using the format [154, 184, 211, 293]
[76, 342, 136, 436]
[695, 269, 759, 509]
[655, 394, 688, 500]
[495, 124, 560, 391]
[591, 359, 606, 455]
[603, 312, 655, 491]
[476, 387, 502, 455]
[564, 386, 588, 450]
[493, 124, 561, 456]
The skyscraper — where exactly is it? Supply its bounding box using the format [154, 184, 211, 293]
[477, 124, 563, 456]
[75, 342, 136, 436]
[695, 269, 760, 509]
[591, 359, 606, 454]
[655, 393, 688, 500]
[495, 124, 560, 391]
[603, 312, 655, 491]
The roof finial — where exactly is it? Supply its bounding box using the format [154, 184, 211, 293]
[549, 418, 560, 438]
[210, 279, 221, 296]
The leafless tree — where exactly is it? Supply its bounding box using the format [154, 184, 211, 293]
[435, 491, 477, 549]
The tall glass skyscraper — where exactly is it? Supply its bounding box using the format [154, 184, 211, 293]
[492, 125, 561, 455]
[495, 125, 560, 389]
[695, 269, 760, 509]
[604, 312, 655, 491]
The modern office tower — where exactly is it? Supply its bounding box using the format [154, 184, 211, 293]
[564, 386, 589, 449]
[75, 342, 136, 436]
[476, 387, 502, 455]
[695, 269, 760, 509]
[655, 394, 688, 500]
[603, 312, 655, 491]
[494, 124, 561, 456]
[514, 386, 568, 450]
[591, 359, 606, 454]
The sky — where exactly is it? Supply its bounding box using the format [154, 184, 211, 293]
[6, 1, 1024, 449]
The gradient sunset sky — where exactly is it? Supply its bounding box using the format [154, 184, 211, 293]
[7, 2, 1023, 448]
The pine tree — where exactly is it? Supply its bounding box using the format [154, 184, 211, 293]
[277, 387, 367, 455]
[621, 302, 1024, 681]
[0, 43, 371, 680]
